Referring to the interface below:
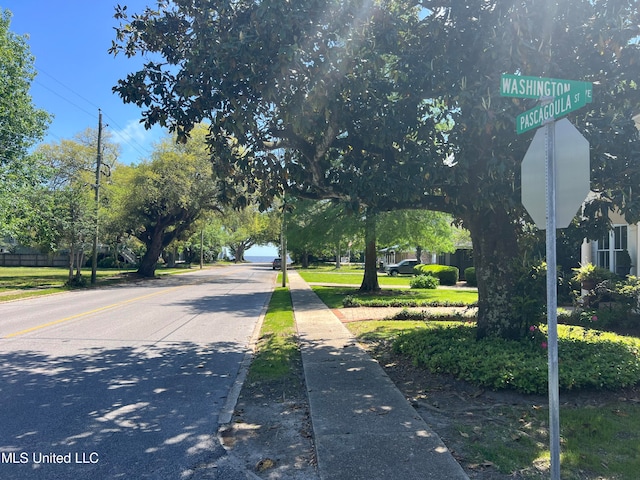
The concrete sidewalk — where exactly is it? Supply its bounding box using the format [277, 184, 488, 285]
[288, 271, 469, 480]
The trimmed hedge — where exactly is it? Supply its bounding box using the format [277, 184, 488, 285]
[464, 267, 477, 287]
[342, 295, 473, 308]
[414, 264, 459, 285]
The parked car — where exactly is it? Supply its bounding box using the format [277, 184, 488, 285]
[272, 258, 282, 270]
[384, 259, 419, 276]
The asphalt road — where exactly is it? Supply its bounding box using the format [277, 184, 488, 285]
[0, 264, 275, 479]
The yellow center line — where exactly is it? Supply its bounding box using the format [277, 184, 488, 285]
[4, 285, 185, 339]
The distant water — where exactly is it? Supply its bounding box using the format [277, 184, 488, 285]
[245, 256, 275, 263]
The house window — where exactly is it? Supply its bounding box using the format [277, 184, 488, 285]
[596, 225, 627, 273]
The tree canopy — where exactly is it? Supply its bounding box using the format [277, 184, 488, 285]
[285, 198, 361, 266]
[111, 0, 640, 338]
[26, 130, 120, 282]
[0, 9, 50, 167]
[0, 9, 51, 240]
[111, 1, 450, 210]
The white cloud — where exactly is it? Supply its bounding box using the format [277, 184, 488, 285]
[111, 119, 148, 145]
[111, 120, 165, 164]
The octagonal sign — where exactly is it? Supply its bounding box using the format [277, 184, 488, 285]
[521, 118, 590, 229]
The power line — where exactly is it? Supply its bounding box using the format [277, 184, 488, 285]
[100, 111, 153, 158]
[37, 68, 101, 112]
[33, 79, 97, 119]
[30, 67, 156, 159]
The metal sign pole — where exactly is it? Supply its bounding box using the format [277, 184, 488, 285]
[545, 120, 561, 479]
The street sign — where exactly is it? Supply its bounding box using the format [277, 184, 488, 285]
[500, 74, 593, 134]
[516, 91, 590, 134]
[504, 73, 593, 480]
[521, 118, 590, 229]
[500, 74, 592, 102]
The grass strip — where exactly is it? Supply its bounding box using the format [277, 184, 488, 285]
[247, 287, 300, 383]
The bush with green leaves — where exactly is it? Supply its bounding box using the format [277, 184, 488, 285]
[572, 263, 617, 285]
[464, 267, 476, 286]
[389, 308, 429, 320]
[612, 275, 640, 311]
[389, 309, 466, 322]
[393, 323, 640, 394]
[342, 297, 473, 308]
[565, 275, 640, 332]
[410, 274, 439, 289]
[342, 295, 360, 307]
[414, 264, 459, 285]
[97, 257, 118, 269]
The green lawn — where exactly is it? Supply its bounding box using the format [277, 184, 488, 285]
[0, 266, 135, 286]
[297, 269, 413, 286]
[0, 265, 198, 301]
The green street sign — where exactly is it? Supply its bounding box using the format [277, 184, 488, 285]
[515, 91, 589, 134]
[500, 74, 592, 103]
[500, 74, 594, 134]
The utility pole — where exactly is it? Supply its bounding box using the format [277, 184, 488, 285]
[281, 199, 287, 287]
[91, 109, 103, 285]
[200, 228, 204, 269]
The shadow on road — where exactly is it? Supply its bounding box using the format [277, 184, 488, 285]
[0, 341, 245, 479]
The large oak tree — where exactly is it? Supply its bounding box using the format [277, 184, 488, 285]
[111, 0, 639, 339]
[108, 125, 221, 277]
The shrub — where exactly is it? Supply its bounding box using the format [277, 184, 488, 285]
[575, 275, 640, 318]
[342, 295, 362, 307]
[389, 309, 469, 322]
[390, 308, 429, 320]
[464, 267, 476, 287]
[612, 275, 640, 312]
[98, 257, 117, 268]
[393, 324, 640, 393]
[572, 263, 617, 287]
[563, 276, 640, 332]
[410, 274, 439, 289]
[414, 264, 459, 285]
[342, 297, 473, 308]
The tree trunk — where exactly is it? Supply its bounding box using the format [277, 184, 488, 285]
[359, 210, 380, 292]
[75, 250, 83, 280]
[137, 228, 165, 277]
[465, 208, 526, 340]
[234, 243, 246, 263]
[68, 246, 75, 283]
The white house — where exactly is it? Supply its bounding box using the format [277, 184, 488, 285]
[580, 114, 640, 277]
[581, 209, 637, 277]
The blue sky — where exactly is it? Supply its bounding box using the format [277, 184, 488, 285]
[4, 0, 166, 165]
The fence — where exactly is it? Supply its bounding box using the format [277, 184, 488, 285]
[0, 254, 68, 267]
